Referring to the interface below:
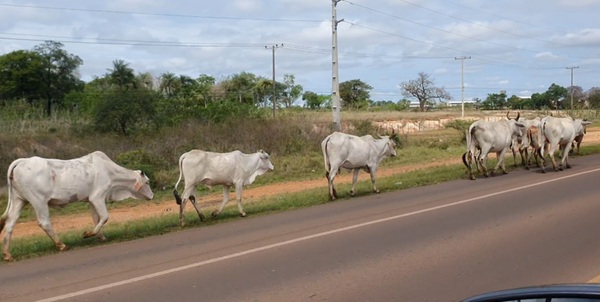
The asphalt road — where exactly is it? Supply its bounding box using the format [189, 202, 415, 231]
[2, 154, 600, 302]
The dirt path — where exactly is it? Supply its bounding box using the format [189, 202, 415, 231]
[9, 127, 600, 239]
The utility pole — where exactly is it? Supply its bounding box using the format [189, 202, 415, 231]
[331, 0, 343, 131]
[455, 56, 471, 118]
[265, 44, 283, 117]
[566, 66, 579, 110]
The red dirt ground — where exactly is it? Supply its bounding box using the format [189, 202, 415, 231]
[8, 127, 600, 239]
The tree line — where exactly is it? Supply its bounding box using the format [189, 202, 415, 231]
[1, 41, 599, 135]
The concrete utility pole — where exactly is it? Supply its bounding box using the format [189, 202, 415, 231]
[266, 44, 283, 117]
[455, 56, 471, 118]
[566, 66, 579, 110]
[331, 0, 343, 131]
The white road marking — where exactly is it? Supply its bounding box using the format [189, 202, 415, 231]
[36, 167, 600, 302]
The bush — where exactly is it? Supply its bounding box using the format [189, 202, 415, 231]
[444, 119, 473, 143]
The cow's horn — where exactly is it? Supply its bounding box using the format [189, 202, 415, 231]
[516, 112, 520, 121]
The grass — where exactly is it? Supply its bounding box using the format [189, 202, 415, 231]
[1, 109, 600, 262]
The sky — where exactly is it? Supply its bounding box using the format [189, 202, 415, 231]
[1, 0, 599, 103]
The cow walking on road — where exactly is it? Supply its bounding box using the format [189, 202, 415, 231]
[0, 151, 154, 261]
[173, 150, 274, 227]
[321, 132, 397, 200]
[538, 116, 592, 173]
[463, 112, 526, 180]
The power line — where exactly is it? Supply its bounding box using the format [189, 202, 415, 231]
[0, 3, 322, 23]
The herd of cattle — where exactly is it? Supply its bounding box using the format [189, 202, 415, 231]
[462, 112, 592, 179]
[0, 113, 592, 261]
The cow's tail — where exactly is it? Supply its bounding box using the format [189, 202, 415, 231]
[322, 136, 333, 179]
[173, 153, 186, 205]
[0, 160, 20, 235]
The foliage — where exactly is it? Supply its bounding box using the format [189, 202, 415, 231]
[401, 72, 451, 112]
[281, 74, 304, 107]
[339, 79, 373, 110]
[0, 50, 44, 103]
[34, 41, 85, 116]
[92, 88, 159, 135]
[480, 91, 507, 110]
[444, 119, 473, 143]
[302, 91, 330, 109]
[107, 59, 136, 89]
[0, 41, 84, 116]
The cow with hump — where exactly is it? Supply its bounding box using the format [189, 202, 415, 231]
[462, 112, 526, 180]
[173, 149, 274, 227]
[0, 151, 154, 261]
[537, 116, 592, 173]
[321, 131, 397, 201]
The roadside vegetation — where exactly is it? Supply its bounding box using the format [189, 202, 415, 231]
[2, 41, 600, 262]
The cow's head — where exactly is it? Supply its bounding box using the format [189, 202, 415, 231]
[381, 136, 397, 157]
[258, 150, 275, 172]
[133, 170, 154, 200]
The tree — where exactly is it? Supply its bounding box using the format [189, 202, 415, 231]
[281, 74, 303, 107]
[545, 83, 568, 109]
[339, 79, 372, 110]
[33, 41, 84, 116]
[481, 92, 507, 110]
[587, 87, 600, 109]
[302, 91, 330, 109]
[0, 50, 44, 104]
[401, 72, 450, 112]
[93, 88, 158, 135]
[159, 72, 177, 97]
[108, 59, 136, 89]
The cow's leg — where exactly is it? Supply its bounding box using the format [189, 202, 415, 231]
[188, 195, 205, 222]
[83, 200, 109, 239]
[178, 196, 188, 227]
[562, 143, 573, 169]
[368, 166, 380, 193]
[548, 145, 559, 171]
[212, 185, 231, 217]
[522, 148, 530, 170]
[327, 164, 340, 200]
[234, 184, 247, 217]
[350, 169, 360, 196]
[31, 202, 66, 252]
[89, 206, 107, 241]
[179, 187, 197, 227]
[462, 151, 475, 180]
[478, 147, 491, 177]
[1, 198, 25, 261]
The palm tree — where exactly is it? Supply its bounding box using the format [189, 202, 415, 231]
[108, 59, 135, 89]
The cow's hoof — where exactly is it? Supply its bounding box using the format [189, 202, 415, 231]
[350, 191, 356, 197]
[374, 190, 380, 194]
[566, 165, 572, 169]
[211, 211, 220, 218]
[3, 255, 13, 262]
[541, 170, 547, 174]
[56, 243, 68, 251]
[469, 176, 475, 180]
[525, 166, 530, 170]
[199, 213, 206, 222]
[240, 212, 247, 217]
[82, 231, 95, 238]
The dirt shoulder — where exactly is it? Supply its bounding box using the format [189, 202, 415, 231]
[8, 127, 600, 239]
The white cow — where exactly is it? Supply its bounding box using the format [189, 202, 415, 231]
[462, 113, 525, 180]
[538, 116, 592, 173]
[173, 149, 274, 227]
[0, 151, 154, 261]
[571, 119, 591, 154]
[321, 131, 397, 200]
[511, 117, 542, 170]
